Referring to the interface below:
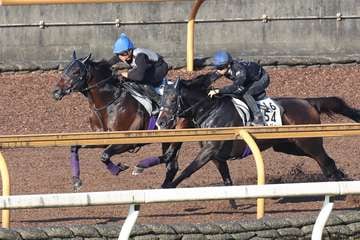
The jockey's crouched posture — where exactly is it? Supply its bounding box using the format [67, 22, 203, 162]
[207, 51, 270, 126]
[108, 33, 168, 114]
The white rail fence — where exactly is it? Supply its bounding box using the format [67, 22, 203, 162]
[0, 181, 359, 240]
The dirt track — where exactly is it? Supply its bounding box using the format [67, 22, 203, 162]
[0, 64, 359, 228]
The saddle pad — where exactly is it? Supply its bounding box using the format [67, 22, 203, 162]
[128, 79, 173, 115]
[231, 98, 251, 126]
[127, 88, 153, 116]
[231, 97, 282, 126]
[257, 97, 282, 126]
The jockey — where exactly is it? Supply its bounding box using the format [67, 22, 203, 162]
[109, 33, 169, 104]
[208, 50, 270, 126]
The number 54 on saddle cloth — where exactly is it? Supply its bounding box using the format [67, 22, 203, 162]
[232, 97, 283, 126]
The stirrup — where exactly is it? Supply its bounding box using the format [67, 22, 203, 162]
[249, 121, 264, 127]
[250, 116, 265, 126]
[132, 166, 145, 176]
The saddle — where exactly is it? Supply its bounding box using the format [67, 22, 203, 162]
[122, 81, 160, 115]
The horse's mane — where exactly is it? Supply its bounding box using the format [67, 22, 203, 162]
[179, 76, 210, 104]
[88, 59, 115, 79]
[90, 59, 112, 72]
[180, 73, 213, 92]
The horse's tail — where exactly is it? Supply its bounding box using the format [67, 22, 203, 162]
[305, 97, 360, 122]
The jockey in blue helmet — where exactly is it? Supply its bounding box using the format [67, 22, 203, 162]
[113, 32, 135, 55]
[212, 51, 232, 70]
[108, 33, 168, 88]
[108, 33, 169, 114]
[207, 50, 270, 126]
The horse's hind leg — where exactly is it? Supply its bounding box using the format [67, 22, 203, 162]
[212, 160, 237, 209]
[167, 144, 217, 188]
[70, 145, 82, 191]
[101, 144, 133, 175]
[293, 138, 345, 180]
[132, 142, 177, 175]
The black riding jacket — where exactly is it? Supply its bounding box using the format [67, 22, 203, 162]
[109, 48, 168, 87]
[219, 60, 266, 94]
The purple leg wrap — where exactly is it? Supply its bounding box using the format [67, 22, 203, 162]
[70, 151, 80, 178]
[241, 146, 253, 158]
[105, 161, 121, 176]
[147, 116, 157, 130]
[137, 156, 161, 169]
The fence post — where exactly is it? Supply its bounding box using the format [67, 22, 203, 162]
[237, 130, 265, 219]
[186, 0, 205, 71]
[0, 152, 10, 228]
[118, 204, 140, 240]
[312, 195, 334, 240]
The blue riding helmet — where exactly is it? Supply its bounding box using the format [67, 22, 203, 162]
[212, 51, 232, 69]
[113, 33, 135, 54]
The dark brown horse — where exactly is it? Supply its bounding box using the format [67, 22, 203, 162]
[156, 77, 360, 189]
[52, 51, 187, 191]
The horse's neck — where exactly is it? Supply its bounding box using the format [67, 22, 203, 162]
[87, 74, 122, 110]
[183, 90, 213, 124]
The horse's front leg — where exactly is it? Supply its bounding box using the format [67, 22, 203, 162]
[161, 142, 182, 188]
[101, 144, 133, 175]
[166, 143, 217, 188]
[70, 145, 82, 192]
[212, 159, 237, 209]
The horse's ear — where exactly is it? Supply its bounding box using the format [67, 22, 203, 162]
[82, 53, 92, 64]
[72, 50, 77, 60]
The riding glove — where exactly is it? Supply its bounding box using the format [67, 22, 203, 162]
[233, 86, 246, 95]
[208, 89, 220, 98]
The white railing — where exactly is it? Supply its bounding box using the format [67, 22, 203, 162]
[0, 181, 359, 240]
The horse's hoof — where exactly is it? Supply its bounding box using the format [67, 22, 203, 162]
[161, 183, 175, 188]
[328, 169, 349, 181]
[117, 163, 129, 171]
[132, 166, 145, 176]
[72, 177, 82, 192]
[101, 152, 110, 162]
[229, 199, 237, 209]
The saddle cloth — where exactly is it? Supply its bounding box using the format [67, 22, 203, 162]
[231, 97, 283, 126]
[126, 79, 173, 116]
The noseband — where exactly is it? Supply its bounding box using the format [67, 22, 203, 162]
[63, 59, 89, 93]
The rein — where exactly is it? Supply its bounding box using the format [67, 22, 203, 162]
[77, 63, 123, 112]
[82, 74, 114, 92]
[176, 96, 207, 118]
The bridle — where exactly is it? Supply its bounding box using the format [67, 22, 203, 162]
[62, 59, 89, 94]
[159, 86, 208, 127]
[63, 58, 123, 130]
[63, 59, 114, 94]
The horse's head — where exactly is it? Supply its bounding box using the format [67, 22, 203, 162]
[157, 74, 215, 129]
[52, 51, 92, 101]
[156, 78, 182, 129]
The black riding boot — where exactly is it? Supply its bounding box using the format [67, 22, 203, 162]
[242, 93, 265, 126]
[142, 85, 161, 115]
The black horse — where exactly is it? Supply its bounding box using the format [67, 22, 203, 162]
[52, 51, 187, 191]
[156, 77, 360, 188]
